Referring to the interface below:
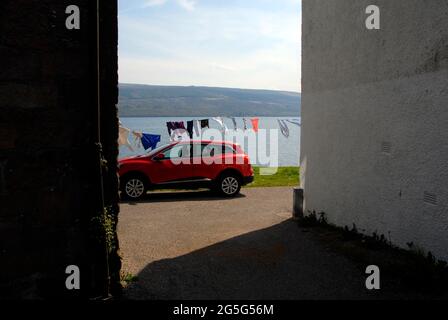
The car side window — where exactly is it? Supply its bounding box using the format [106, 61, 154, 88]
[191, 144, 234, 158]
[223, 145, 235, 154]
[202, 144, 222, 157]
[162, 144, 190, 159]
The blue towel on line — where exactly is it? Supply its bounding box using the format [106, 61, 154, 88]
[141, 134, 161, 151]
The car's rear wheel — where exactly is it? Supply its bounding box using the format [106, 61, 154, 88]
[216, 173, 241, 197]
[121, 175, 147, 200]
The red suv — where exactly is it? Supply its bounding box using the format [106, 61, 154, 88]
[119, 140, 254, 200]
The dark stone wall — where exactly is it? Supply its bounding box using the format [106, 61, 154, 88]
[0, 0, 120, 299]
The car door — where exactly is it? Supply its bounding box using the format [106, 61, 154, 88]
[191, 143, 224, 180]
[150, 143, 193, 184]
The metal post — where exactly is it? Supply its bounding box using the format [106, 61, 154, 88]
[292, 187, 304, 220]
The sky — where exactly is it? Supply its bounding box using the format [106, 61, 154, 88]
[118, 0, 302, 92]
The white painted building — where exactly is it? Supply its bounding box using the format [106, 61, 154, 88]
[300, 0, 448, 260]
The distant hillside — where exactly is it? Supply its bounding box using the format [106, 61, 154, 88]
[118, 84, 301, 117]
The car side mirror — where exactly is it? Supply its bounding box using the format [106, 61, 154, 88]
[153, 153, 165, 161]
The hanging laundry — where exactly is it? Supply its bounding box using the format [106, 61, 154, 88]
[119, 126, 134, 151]
[166, 121, 186, 136]
[242, 118, 248, 131]
[141, 134, 161, 151]
[250, 118, 259, 133]
[193, 120, 200, 137]
[200, 119, 209, 129]
[212, 117, 228, 133]
[132, 131, 143, 149]
[278, 120, 290, 138]
[170, 128, 189, 142]
[222, 118, 229, 132]
[132, 131, 143, 139]
[187, 121, 194, 139]
[228, 117, 238, 131]
[286, 119, 301, 127]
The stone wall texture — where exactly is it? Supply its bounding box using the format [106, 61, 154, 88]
[301, 0, 448, 260]
[0, 0, 121, 298]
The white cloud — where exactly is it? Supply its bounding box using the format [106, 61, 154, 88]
[176, 0, 196, 11]
[209, 62, 237, 72]
[143, 0, 167, 7]
[119, 2, 302, 92]
[119, 43, 301, 92]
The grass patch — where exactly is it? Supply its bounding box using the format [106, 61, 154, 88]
[120, 271, 138, 285]
[245, 166, 299, 188]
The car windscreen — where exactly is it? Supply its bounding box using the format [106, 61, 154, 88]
[146, 144, 173, 157]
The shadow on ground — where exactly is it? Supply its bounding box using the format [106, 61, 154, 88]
[122, 190, 246, 205]
[122, 220, 394, 300]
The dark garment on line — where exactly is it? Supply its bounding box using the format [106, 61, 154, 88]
[167, 121, 186, 135]
[278, 120, 290, 138]
[200, 119, 209, 129]
[187, 121, 194, 138]
[230, 117, 238, 130]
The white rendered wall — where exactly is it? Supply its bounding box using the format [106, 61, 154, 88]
[301, 0, 448, 260]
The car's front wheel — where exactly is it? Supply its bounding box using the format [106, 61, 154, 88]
[216, 173, 241, 197]
[121, 174, 147, 200]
